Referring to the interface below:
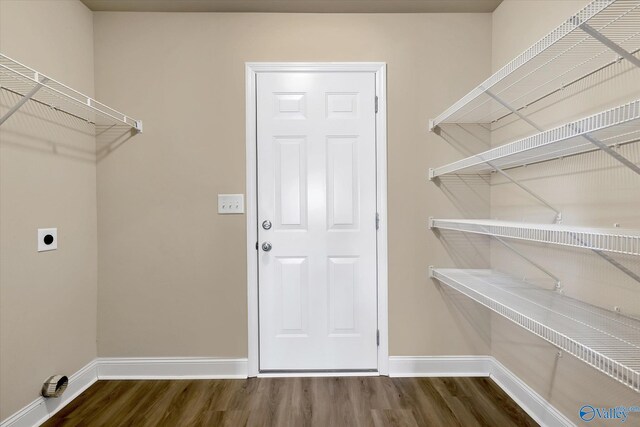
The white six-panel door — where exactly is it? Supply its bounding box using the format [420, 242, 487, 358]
[257, 72, 378, 371]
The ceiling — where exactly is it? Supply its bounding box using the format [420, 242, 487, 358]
[80, 0, 504, 13]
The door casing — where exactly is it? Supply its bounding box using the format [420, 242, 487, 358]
[245, 62, 388, 377]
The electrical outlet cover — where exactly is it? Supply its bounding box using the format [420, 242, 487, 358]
[38, 228, 57, 252]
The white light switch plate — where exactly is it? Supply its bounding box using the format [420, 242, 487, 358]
[218, 194, 244, 214]
[38, 228, 57, 252]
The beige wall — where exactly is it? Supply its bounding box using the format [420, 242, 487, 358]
[0, 0, 97, 420]
[5, 1, 636, 422]
[490, 1, 640, 424]
[93, 12, 493, 358]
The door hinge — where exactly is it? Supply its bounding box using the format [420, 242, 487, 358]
[375, 96, 379, 113]
[376, 212, 380, 230]
[376, 329, 380, 346]
[255, 241, 258, 250]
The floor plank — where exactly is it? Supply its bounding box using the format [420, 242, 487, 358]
[43, 377, 538, 426]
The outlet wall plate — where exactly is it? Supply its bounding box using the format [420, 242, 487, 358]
[218, 194, 245, 214]
[38, 228, 57, 252]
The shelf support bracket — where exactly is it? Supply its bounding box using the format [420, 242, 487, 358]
[490, 163, 563, 223]
[477, 90, 562, 222]
[484, 89, 544, 132]
[430, 221, 561, 287]
[494, 21, 640, 175]
[567, 123, 640, 176]
[493, 236, 562, 290]
[581, 133, 640, 176]
[0, 76, 47, 126]
[577, 22, 640, 69]
[593, 250, 640, 284]
[568, 232, 640, 284]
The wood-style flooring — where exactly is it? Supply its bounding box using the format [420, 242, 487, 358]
[43, 377, 538, 426]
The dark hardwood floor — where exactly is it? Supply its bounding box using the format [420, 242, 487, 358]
[43, 377, 538, 426]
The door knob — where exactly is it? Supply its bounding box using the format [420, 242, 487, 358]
[262, 220, 272, 230]
[261, 242, 272, 252]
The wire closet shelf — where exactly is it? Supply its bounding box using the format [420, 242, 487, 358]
[430, 268, 640, 392]
[429, 100, 640, 178]
[430, 0, 640, 129]
[0, 53, 142, 132]
[430, 219, 640, 256]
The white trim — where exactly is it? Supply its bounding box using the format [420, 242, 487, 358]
[0, 399, 47, 427]
[1, 359, 98, 427]
[490, 359, 575, 427]
[258, 371, 380, 378]
[388, 356, 493, 377]
[245, 62, 389, 376]
[96, 357, 248, 380]
[389, 356, 574, 427]
[2, 356, 573, 427]
[374, 64, 389, 375]
[245, 62, 259, 377]
[246, 62, 389, 73]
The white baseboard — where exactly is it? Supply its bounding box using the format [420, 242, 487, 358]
[3, 355, 571, 427]
[389, 355, 573, 427]
[0, 357, 247, 427]
[258, 371, 380, 378]
[490, 359, 574, 427]
[388, 355, 493, 377]
[1, 359, 98, 427]
[96, 357, 248, 380]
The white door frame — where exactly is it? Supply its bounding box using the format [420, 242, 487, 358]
[245, 62, 388, 377]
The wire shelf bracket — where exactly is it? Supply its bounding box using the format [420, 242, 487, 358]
[430, 218, 563, 287]
[493, 235, 561, 289]
[472, 91, 562, 216]
[430, 100, 640, 178]
[429, 268, 640, 393]
[0, 53, 143, 133]
[577, 127, 640, 175]
[430, 2, 640, 176]
[491, 166, 562, 223]
[429, 0, 640, 128]
[428, 167, 563, 224]
[577, 21, 640, 69]
[573, 18, 640, 175]
[483, 89, 544, 132]
[430, 218, 640, 283]
[595, 250, 640, 283]
[0, 74, 47, 126]
[430, 89, 563, 222]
